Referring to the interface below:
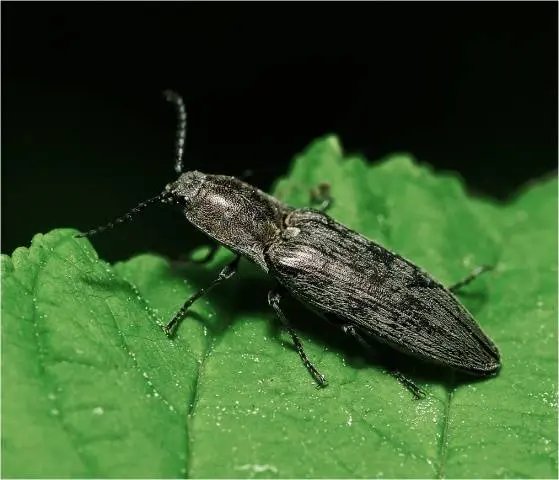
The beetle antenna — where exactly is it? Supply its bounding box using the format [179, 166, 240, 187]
[75, 191, 171, 239]
[162, 89, 187, 174]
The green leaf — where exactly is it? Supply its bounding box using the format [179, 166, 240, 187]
[2, 136, 557, 478]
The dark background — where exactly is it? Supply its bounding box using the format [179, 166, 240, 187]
[3, 2, 557, 263]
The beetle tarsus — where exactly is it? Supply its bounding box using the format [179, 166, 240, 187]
[390, 370, 426, 399]
[448, 264, 495, 293]
[163, 318, 178, 337]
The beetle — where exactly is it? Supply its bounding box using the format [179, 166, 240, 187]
[77, 90, 501, 398]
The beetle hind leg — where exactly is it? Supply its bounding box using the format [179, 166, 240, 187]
[389, 371, 426, 400]
[268, 288, 328, 388]
[342, 325, 426, 399]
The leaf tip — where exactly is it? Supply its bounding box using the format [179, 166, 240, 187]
[323, 134, 343, 155]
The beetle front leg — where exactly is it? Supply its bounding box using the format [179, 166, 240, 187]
[342, 325, 426, 399]
[448, 265, 494, 293]
[268, 288, 328, 387]
[164, 254, 241, 335]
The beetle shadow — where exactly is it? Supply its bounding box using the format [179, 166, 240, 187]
[452, 289, 491, 316]
[79, 256, 497, 393]
[230, 269, 498, 393]
[78, 255, 254, 338]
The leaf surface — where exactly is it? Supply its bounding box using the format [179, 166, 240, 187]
[2, 136, 557, 478]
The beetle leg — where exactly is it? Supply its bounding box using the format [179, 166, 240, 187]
[342, 324, 426, 399]
[309, 181, 333, 213]
[448, 265, 494, 293]
[268, 288, 328, 388]
[164, 254, 241, 335]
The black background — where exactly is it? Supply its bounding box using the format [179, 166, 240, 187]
[3, 2, 557, 263]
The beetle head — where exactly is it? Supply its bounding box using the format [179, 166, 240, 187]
[163, 170, 206, 205]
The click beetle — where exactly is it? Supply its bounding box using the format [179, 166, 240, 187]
[77, 90, 501, 398]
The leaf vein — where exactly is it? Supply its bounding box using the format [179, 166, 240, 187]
[436, 387, 454, 479]
[29, 243, 96, 474]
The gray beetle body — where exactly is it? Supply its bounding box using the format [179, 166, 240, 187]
[163, 169, 501, 379]
[78, 90, 501, 396]
[266, 208, 500, 376]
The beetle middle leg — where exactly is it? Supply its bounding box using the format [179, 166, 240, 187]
[268, 288, 328, 387]
[164, 254, 241, 335]
[342, 324, 426, 399]
[448, 265, 494, 293]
